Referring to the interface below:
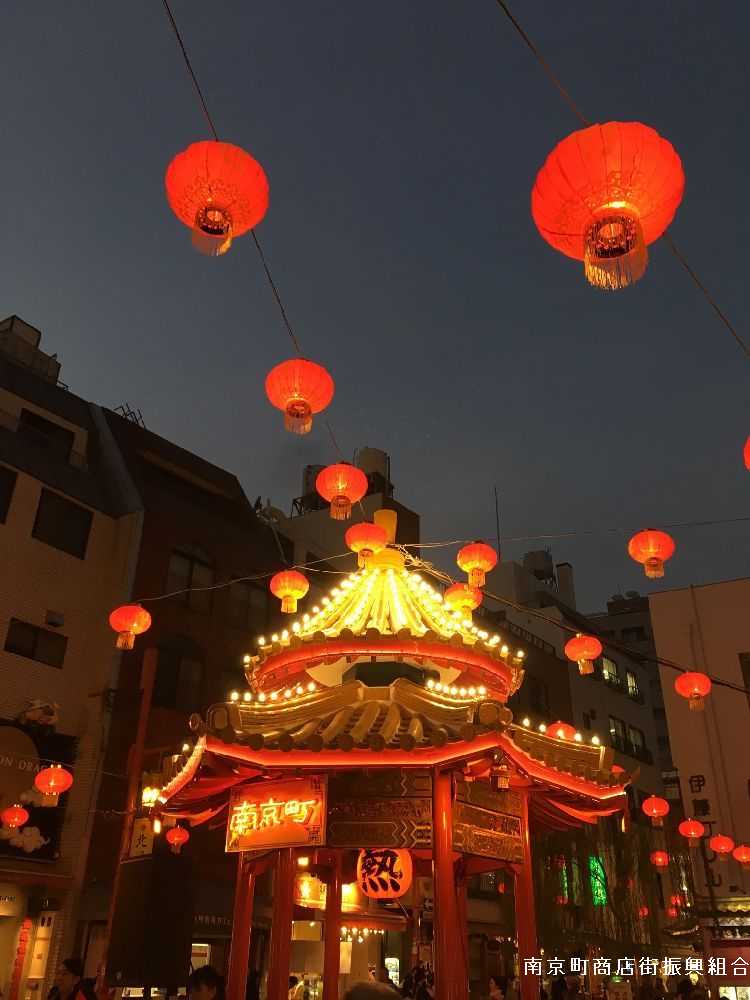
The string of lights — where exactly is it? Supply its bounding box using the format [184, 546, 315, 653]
[492, 0, 749, 360]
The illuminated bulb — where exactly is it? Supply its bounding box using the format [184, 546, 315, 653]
[574, 732, 583, 743]
[591, 735, 601, 746]
[296, 685, 304, 696]
[303, 614, 310, 623]
[539, 723, 547, 733]
[491, 635, 500, 645]
[271, 691, 279, 701]
[271, 633, 279, 643]
[257, 636, 266, 646]
[292, 622, 301, 633]
[307, 681, 316, 692]
[230, 691, 239, 702]
[332, 588, 341, 597]
[450, 686, 458, 696]
[459, 687, 467, 697]
[181, 743, 191, 752]
[312, 606, 320, 614]
[363, 928, 369, 936]
[427, 679, 435, 689]
[435, 683, 443, 693]
[322, 597, 330, 606]
[522, 717, 530, 727]
[517, 650, 525, 659]
[284, 689, 292, 699]
[297, 856, 310, 867]
[243, 654, 251, 664]
[478, 685, 486, 696]
[153, 817, 162, 835]
[468, 686, 476, 696]
[501, 645, 509, 655]
[258, 692, 267, 703]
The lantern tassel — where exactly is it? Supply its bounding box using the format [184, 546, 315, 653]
[578, 659, 594, 676]
[284, 400, 313, 435]
[584, 213, 648, 291]
[689, 696, 705, 711]
[468, 568, 486, 588]
[280, 595, 297, 614]
[330, 496, 353, 521]
[116, 631, 135, 651]
[644, 557, 664, 579]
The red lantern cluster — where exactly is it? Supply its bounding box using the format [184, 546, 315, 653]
[650, 850, 669, 869]
[733, 845, 750, 870]
[1, 804, 29, 831]
[641, 795, 670, 828]
[166, 825, 190, 855]
[456, 542, 497, 588]
[345, 521, 388, 567]
[564, 633, 602, 676]
[674, 671, 711, 711]
[628, 529, 675, 579]
[270, 570, 309, 614]
[316, 463, 368, 521]
[678, 818, 705, 847]
[265, 358, 335, 435]
[109, 604, 151, 650]
[34, 765, 74, 806]
[709, 834, 735, 860]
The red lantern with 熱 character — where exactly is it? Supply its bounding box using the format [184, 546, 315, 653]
[678, 818, 705, 847]
[443, 583, 483, 619]
[165, 141, 269, 256]
[345, 521, 388, 567]
[733, 845, 750, 870]
[265, 359, 335, 435]
[550, 721, 576, 742]
[316, 464, 368, 521]
[532, 122, 684, 291]
[166, 826, 190, 855]
[674, 671, 711, 710]
[270, 570, 309, 614]
[642, 795, 670, 828]
[34, 765, 74, 806]
[628, 529, 675, 579]
[356, 848, 413, 899]
[650, 850, 669, 869]
[564, 633, 602, 676]
[457, 541, 498, 588]
[709, 834, 734, 861]
[1, 804, 29, 830]
[109, 604, 151, 650]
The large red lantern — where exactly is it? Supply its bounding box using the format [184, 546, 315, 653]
[345, 522, 388, 567]
[265, 359, 335, 435]
[733, 845, 750, 870]
[165, 141, 269, 256]
[166, 826, 190, 855]
[356, 848, 413, 899]
[709, 834, 734, 861]
[650, 850, 669, 869]
[642, 795, 670, 828]
[678, 818, 705, 847]
[550, 721, 576, 742]
[270, 570, 309, 614]
[34, 765, 74, 806]
[109, 604, 151, 650]
[532, 122, 684, 291]
[443, 583, 483, 619]
[674, 672, 711, 710]
[315, 464, 368, 521]
[564, 633, 602, 676]
[456, 542, 498, 588]
[1, 804, 29, 830]
[628, 529, 676, 579]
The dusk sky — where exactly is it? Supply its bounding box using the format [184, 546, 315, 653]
[2, 1, 747, 611]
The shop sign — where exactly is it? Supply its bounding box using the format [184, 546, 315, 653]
[328, 769, 432, 848]
[226, 776, 326, 853]
[129, 818, 154, 858]
[452, 780, 523, 862]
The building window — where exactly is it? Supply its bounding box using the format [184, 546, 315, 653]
[529, 676, 549, 715]
[166, 547, 214, 613]
[601, 657, 620, 685]
[621, 625, 647, 642]
[608, 716, 626, 750]
[18, 408, 75, 462]
[227, 581, 268, 630]
[4, 618, 67, 668]
[588, 856, 608, 906]
[0, 464, 17, 522]
[626, 671, 640, 698]
[582, 712, 591, 730]
[628, 725, 645, 756]
[32, 489, 92, 559]
[153, 650, 204, 711]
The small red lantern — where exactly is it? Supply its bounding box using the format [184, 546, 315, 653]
[34, 765, 74, 806]
[1, 804, 29, 830]
[674, 672, 711, 710]
[166, 826, 190, 855]
[265, 358, 335, 435]
[555, 895, 568, 906]
[345, 522, 388, 567]
[564, 633, 602, 676]
[678, 818, 705, 846]
[356, 848, 413, 899]
[709, 834, 734, 861]
[165, 141, 269, 256]
[443, 583, 483, 619]
[270, 570, 309, 614]
[628, 529, 675, 579]
[497, 878, 506, 894]
[732, 845, 750, 870]
[744, 437, 750, 470]
[650, 850, 669, 869]
[611, 764, 626, 776]
[109, 604, 152, 650]
[550, 721, 576, 742]
[457, 542, 498, 588]
[315, 464, 368, 521]
[666, 906, 679, 919]
[642, 795, 670, 828]
[638, 905, 650, 919]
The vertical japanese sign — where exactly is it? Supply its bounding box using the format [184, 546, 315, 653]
[226, 776, 327, 853]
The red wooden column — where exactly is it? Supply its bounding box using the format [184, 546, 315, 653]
[227, 853, 256, 1000]
[433, 768, 468, 1000]
[267, 849, 296, 1000]
[515, 789, 539, 1000]
[322, 852, 342, 1000]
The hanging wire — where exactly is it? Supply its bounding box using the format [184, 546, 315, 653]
[492, 0, 749, 361]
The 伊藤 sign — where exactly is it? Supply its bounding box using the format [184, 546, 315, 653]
[225, 776, 327, 853]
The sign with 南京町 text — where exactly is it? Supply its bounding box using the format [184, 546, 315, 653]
[225, 776, 327, 853]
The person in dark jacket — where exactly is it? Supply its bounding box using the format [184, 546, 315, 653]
[188, 966, 225, 1000]
[53, 959, 96, 1000]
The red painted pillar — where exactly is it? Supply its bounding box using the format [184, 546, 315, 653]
[515, 789, 538, 1000]
[227, 853, 256, 1000]
[433, 769, 467, 1000]
[456, 873, 470, 992]
[267, 849, 296, 1000]
[323, 852, 342, 1000]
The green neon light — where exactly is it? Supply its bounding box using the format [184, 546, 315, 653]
[588, 855, 608, 906]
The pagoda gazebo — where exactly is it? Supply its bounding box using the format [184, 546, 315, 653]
[159, 512, 626, 1000]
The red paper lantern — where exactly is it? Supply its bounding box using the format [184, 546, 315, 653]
[443, 583, 483, 619]
[356, 848, 413, 899]
[270, 570, 309, 614]
[744, 437, 750, 470]
[666, 906, 679, 919]
[628, 529, 676, 579]
[34, 765, 74, 806]
[674, 671, 711, 711]
[564, 633, 603, 676]
[166, 825, 190, 854]
[550, 721, 577, 742]
[315, 464, 368, 521]
[709, 834, 734, 860]
[532, 122, 684, 291]
[611, 764, 625, 776]
[650, 850, 669, 869]
[265, 359, 335, 435]
[732, 845, 750, 870]
[165, 141, 269, 256]
[642, 795, 670, 828]
[669, 894, 682, 907]
[456, 542, 498, 588]
[1, 804, 29, 830]
[345, 522, 388, 567]
[497, 879, 506, 894]
[678, 818, 705, 847]
[109, 604, 152, 650]
[638, 905, 650, 919]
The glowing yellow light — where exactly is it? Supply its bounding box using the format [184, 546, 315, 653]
[574, 732, 583, 743]
[522, 717, 530, 727]
[312, 606, 320, 614]
[516, 650, 525, 659]
[501, 645, 509, 655]
[181, 742, 190, 752]
[459, 687, 467, 697]
[284, 689, 292, 699]
[271, 691, 279, 701]
[307, 681, 316, 692]
[153, 816, 162, 835]
[258, 692, 267, 703]
[297, 856, 310, 867]
[322, 597, 330, 606]
[468, 686, 476, 696]
[303, 614, 310, 623]
[478, 685, 487, 696]
[292, 622, 301, 633]
[342, 883, 356, 901]
[271, 633, 279, 643]
[426, 679, 435, 689]
[450, 686, 458, 696]
[243, 654, 251, 664]
[435, 682, 443, 692]
[296, 685, 304, 696]
[539, 723, 547, 733]
[591, 735, 601, 746]
[243, 692, 252, 703]
[230, 691, 239, 702]
[257, 636, 266, 646]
